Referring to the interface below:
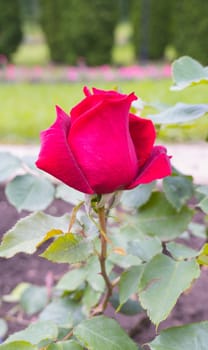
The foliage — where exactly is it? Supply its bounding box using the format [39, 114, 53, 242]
[149, 322, 208, 350]
[11, 20, 134, 67]
[40, 0, 119, 65]
[171, 0, 208, 64]
[131, 0, 172, 60]
[0, 0, 23, 60]
[19, 0, 40, 25]
[148, 57, 208, 125]
[1, 56, 208, 349]
[0, 153, 206, 348]
[171, 56, 208, 91]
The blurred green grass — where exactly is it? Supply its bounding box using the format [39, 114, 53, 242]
[0, 80, 208, 144]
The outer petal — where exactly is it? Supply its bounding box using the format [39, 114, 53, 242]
[126, 146, 172, 190]
[129, 113, 156, 167]
[71, 88, 137, 125]
[68, 94, 138, 194]
[92, 87, 131, 99]
[83, 86, 92, 97]
[70, 94, 104, 125]
[36, 106, 94, 194]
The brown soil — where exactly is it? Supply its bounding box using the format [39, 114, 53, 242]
[1, 185, 208, 348]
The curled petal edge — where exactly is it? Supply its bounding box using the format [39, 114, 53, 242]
[126, 146, 172, 190]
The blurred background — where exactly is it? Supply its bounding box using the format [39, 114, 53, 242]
[2, 0, 208, 67]
[0, 0, 208, 143]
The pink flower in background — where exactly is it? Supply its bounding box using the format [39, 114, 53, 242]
[36, 87, 171, 194]
[66, 67, 80, 81]
[118, 65, 146, 80]
[5, 64, 16, 81]
[32, 66, 44, 80]
[0, 64, 171, 82]
[162, 64, 172, 78]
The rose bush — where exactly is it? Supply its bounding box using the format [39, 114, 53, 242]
[36, 87, 171, 194]
[2, 60, 208, 350]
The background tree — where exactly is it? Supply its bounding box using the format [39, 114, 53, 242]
[19, 0, 40, 26]
[0, 0, 23, 60]
[131, 0, 171, 61]
[40, 0, 119, 65]
[171, 0, 208, 65]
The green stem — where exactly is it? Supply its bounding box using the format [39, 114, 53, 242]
[98, 206, 113, 311]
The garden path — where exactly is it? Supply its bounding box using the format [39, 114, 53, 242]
[0, 142, 208, 184]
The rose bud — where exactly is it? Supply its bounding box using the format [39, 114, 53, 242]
[36, 87, 171, 194]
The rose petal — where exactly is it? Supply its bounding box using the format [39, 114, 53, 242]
[129, 113, 156, 167]
[36, 106, 94, 194]
[92, 87, 137, 102]
[71, 89, 137, 125]
[126, 146, 172, 189]
[70, 94, 104, 125]
[83, 86, 92, 97]
[68, 94, 138, 194]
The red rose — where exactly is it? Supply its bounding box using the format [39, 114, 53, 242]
[36, 87, 171, 194]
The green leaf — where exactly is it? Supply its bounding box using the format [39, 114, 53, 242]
[196, 185, 208, 196]
[119, 265, 144, 307]
[56, 268, 87, 291]
[109, 253, 141, 269]
[171, 56, 208, 90]
[3, 282, 30, 302]
[41, 233, 93, 264]
[149, 321, 208, 350]
[0, 212, 70, 258]
[149, 103, 208, 124]
[163, 176, 193, 211]
[138, 254, 200, 326]
[20, 285, 48, 315]
[188, 222, 207, 239]
[5, 174, 55, 211]
[22, 156, 37, 170]
[136, 192, 193, 240]
[110, 292, 143, 315]
[0, 318, 8, 338]
[128, 236, 162, 262]
[121, 183, 154, 209]
[166, 242, 198, 260]
[56, 184, 84, 205]
[0, 152, 22, 183]
[5, 321, 58, 346]
[0, 342, 36, 350]
[85, 256, 113, 292]
[197, 243, 208, 266]
[39, 297, 84, 328]
[111, 225, 144, 250]
[74, 316, 138, 350]
[78, 215, 99, 239]
[37, 229, 65, 247]
[82, 285, 101, 313]
[46, 340, 84, 350]
[198, 196, 208, 214]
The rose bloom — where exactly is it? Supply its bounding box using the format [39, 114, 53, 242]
[36, 87, 171, 194]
